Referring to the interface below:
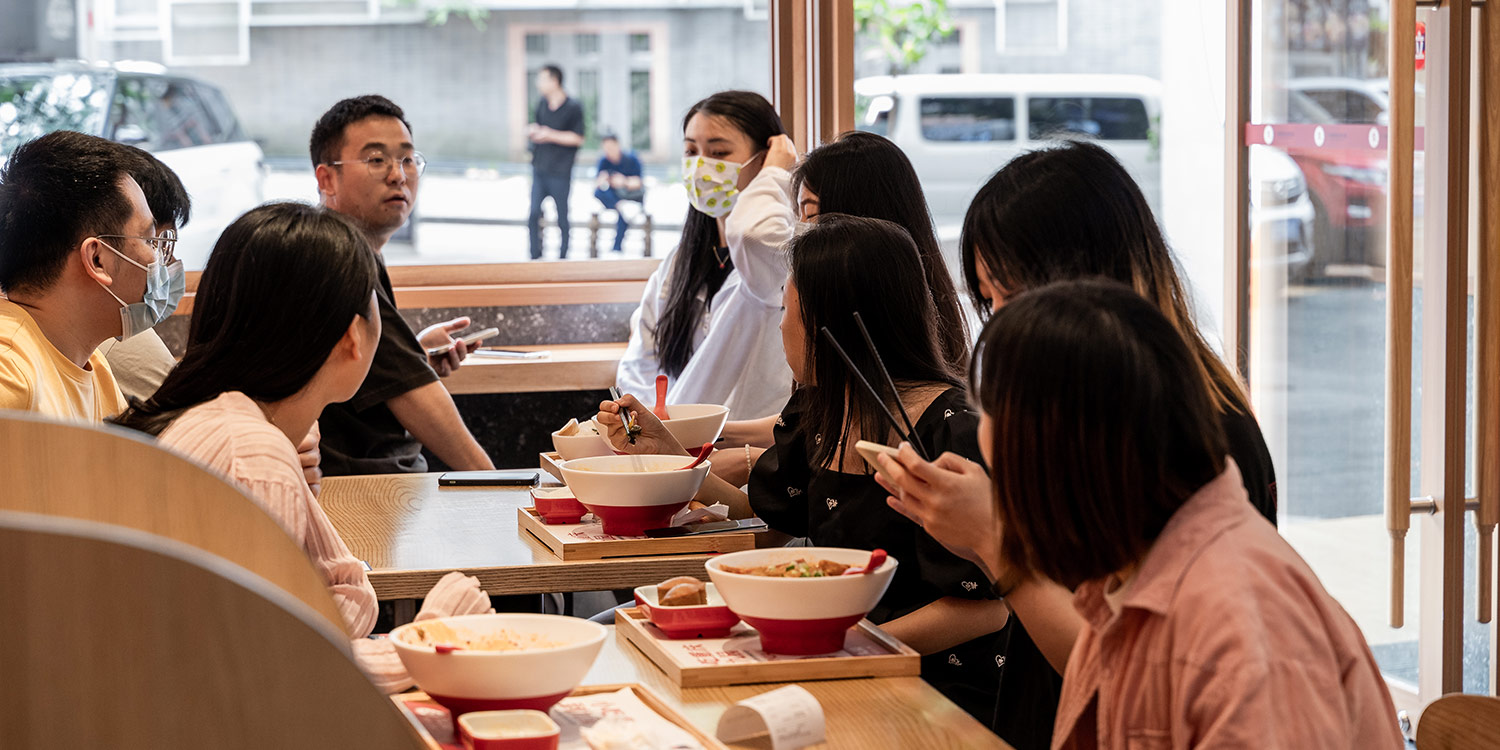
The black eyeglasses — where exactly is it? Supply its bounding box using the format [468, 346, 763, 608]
[326, 152, 427, 178]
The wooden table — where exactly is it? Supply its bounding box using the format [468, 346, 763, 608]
[585, 626, 1009, 749]
[320, 473, 717, 600]
[441, 343, 626, 395]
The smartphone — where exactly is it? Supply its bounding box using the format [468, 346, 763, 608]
[854, 440, 900, 481]
[426, 327, 500, 357]
[471, 349, 551, 360]
[438, 470, 540, 487]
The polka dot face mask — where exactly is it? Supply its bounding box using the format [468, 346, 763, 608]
[682, 152, 761, 218]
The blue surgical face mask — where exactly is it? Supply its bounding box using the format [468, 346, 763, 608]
[96, 239, 186, 341]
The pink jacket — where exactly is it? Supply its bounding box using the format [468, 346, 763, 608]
[1054, 461, 1402, 749]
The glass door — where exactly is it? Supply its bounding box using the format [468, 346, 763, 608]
[1243, 0, 1498, 729]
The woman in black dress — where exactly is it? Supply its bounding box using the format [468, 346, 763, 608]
[874, 140, 1279, 750]
[600, 214, 1010, 727]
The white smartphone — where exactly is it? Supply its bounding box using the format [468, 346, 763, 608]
[471, 349, 551, 360]
[425, 327, 499, 357]
[854, 439, 900, 480]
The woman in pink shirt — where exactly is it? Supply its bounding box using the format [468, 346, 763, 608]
[886, 279, 1400, 748]
[113, 202, 493, 692]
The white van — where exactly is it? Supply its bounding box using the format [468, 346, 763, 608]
[856, 73, 1312, 278]
[855, 74, 1163, 223]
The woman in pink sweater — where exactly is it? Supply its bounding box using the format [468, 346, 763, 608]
[114, 202, 493, 692]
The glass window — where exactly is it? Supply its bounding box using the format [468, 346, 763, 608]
[918, 96, 1015, 142]
[525, 33, 548, 54]
[1000, 0, 1064, 53]
[854, 93, 894, 137]
[629, 70, 651, 152]
[195, 82, 247, 143]
[0, 72, 112, 153]
[1027, 96, 1150, 140]
[112, 77, 217, 150]
[629, 33, 651, 53]
[577, 68, 600, 149]
[575, 33, 600, 55]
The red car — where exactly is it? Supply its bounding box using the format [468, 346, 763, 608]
[1283, 89, 1387, 277]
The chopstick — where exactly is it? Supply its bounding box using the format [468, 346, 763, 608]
[819, 326, 930, 461]
[852, 311, 929, 460]
[607, 386, 641, 443]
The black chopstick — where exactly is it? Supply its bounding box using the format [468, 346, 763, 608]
[820, 326, 930, 461]
[852, 311, 929, 460]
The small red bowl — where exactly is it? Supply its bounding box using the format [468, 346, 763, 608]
[530, 487, 586, 525]
[584, 501, 690, 537]
[633, 582, 741, 639]
[458, 710, 559, 750]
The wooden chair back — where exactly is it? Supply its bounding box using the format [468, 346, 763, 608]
[0, 410, 347, 630]
[0, 510, 432, 749]
[1418, 694, 1500, 749]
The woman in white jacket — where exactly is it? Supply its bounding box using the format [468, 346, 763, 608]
[616, 91, 798, 419]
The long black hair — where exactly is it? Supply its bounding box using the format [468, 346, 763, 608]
[657, 91, 786, 377]
[792, 131, 970, 373]
[972, 279, 1227, 588]
[113, 202, 378, 436]
[790, 214, 962, 470]
[960, 140, 1250, 415]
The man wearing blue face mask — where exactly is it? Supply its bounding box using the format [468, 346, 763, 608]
[0, 131, 177, 421]
[97, 146, 194, 405]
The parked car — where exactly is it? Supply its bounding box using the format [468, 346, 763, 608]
[856, 74, 1312, 278]
[0, 60, 265, 269]
[1281, 88, 1387, 275]
[1290, 76, 1389, 126]
[854, 74, 1164, 222]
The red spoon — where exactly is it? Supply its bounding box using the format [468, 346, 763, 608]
[653, 375, 671, 420]
[843, 548, 888, 576]
[678, 442, 715, 470]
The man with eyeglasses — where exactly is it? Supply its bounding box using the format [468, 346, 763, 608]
[310, 95, 495, 476]
[96, 145, 193, 405]
[0, 131, 178, 421]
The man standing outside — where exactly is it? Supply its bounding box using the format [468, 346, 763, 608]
[593, 132, 644, 255]
[311, 95, 495, 475]
[527, 65, 585, 260]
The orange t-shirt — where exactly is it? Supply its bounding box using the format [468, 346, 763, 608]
[0, 298, 127, 421]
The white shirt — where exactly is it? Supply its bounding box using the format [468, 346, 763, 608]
[616, 165, 796, 419]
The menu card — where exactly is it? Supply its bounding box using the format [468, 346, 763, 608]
[716, 685, 826, 749]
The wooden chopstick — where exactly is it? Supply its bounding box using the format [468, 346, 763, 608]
[819, 326, 930, 461]
[852, 312, 930, 460]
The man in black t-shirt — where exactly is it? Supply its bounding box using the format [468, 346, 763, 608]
[310, 95, 495, 475]
[526, 64, 585, 260]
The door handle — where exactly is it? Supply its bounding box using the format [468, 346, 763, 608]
[1476, 0, 1500, 626]
[1385, 0, 1418, 630]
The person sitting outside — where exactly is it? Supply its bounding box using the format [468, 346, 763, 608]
[593, 132, 645, 254]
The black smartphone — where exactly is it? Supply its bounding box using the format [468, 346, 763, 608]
[438, 470, 540, 487]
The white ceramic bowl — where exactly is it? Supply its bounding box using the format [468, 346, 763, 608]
[550, 420, 615, 461]
[390, 613, 606, 715]
[659, 404, 730, 450]
[558, 454, 710, 536]
[705, 547, 897, 655]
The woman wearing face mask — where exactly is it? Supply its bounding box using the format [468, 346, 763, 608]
[873, 141, 1279, 748]
[615, 91, 799, 419]
[113, 202, 494, 694]
[715, 131, 973, 463]
[602, 215, 1011, 729]
[953, 280, 1398, 748]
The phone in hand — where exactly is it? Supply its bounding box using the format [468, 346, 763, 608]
[854, 440, 900, 481]
[426, 327, 499, 357]
[438, 470, 540, 487]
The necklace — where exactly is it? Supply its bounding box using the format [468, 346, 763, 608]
[712, 245, 730, 269]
